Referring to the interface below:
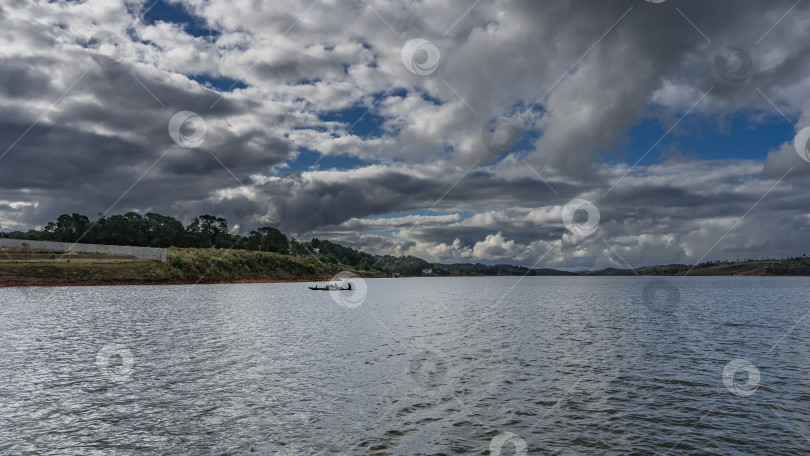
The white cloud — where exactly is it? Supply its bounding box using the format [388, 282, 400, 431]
[471, 232, 520, 259]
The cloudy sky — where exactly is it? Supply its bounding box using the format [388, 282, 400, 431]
[1, 0, 810, 270]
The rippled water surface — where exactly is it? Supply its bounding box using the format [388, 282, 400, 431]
[1, 277, 810, 455]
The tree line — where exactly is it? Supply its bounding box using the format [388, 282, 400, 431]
[3, 212, 290, 254]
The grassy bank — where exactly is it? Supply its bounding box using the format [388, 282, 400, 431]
[0, 247, 358, 286]
[166, 248, 340, 282]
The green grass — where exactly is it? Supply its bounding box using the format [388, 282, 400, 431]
[0, 248, 344, 285]
[166, 247, 337, 282]
[0, 260, 174, 284]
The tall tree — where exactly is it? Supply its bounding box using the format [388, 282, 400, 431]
[52, 213, 91, 242]
[185, 214, 229, 248]
[144, 213, 185, 247]
[246, 227, 289, 253]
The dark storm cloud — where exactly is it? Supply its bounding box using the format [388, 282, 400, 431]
[258, 165, 581, 234]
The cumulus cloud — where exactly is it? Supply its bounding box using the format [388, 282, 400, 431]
[471, 232, 520, 260]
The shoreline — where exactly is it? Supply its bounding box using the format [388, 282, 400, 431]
[0, 277, 331, 288]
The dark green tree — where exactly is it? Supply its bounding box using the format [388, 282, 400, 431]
[144, 213, 185, 247]
[52, 213, 91, 242]
[185, 214, 229, 248]
[99, 212, 149, 246]
[246, 227, 289, 253]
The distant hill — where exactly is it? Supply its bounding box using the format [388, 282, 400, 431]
[583, 258, 810, 276]
[533, 268, 579, 276]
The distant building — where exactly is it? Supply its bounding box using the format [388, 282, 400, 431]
[313, 248, 320, 254]
[422, 268, 433, 275]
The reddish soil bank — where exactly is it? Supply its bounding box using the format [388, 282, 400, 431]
[0, 277, 331, 288]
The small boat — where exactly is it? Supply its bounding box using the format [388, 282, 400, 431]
[309, 284, 353, 291]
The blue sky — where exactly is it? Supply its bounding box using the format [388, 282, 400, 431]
[143, 0, 215, 41]
[613, 112, 795, 164]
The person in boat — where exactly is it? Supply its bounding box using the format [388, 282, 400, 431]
[346, 282, 352, 291]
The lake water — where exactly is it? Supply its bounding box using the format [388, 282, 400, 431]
[1, 276, 809, 455]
